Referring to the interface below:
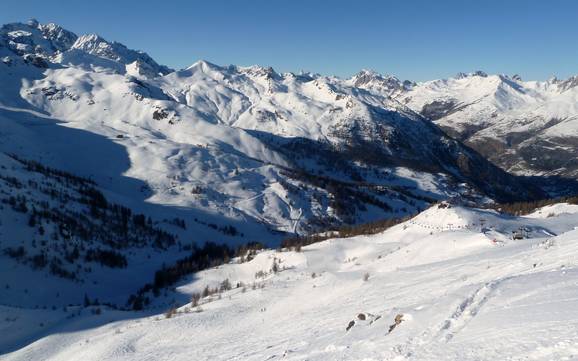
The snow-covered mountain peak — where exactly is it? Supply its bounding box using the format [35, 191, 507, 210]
[455, 70, 489, 79]
[410, 202, 500, 230]
[556, 74, 578, 92]
[26, 18, 39, 27]
[185, 59, 220, 70]
[351, 68, 382, 82]
[282, 71, 315, 83]
[0, 20, 76, 58]
[237, 64, 281, 80]
[0, 20, 172, 78]
[38, 22, 78, 52]
[349, 69, 414, 95]
[125, 59, 161, 79]
[174, 59, 230, 83]
[386, 69, 578, 178]
[472, 70, 488, 77]
[454, 71, 468, 79]
[70, 33, 172, 76]
[182, 61, 283, 83]
[407, 71, 538, 112]
[71, 33, 106, 48]
[0, 20, 72, 58]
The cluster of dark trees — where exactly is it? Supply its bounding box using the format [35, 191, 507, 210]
[280, 168, 395, 222]
[189, 279, 233, 308]
[127, 241, 264, 310]
[1, 155, 178, 280]
[166, 217, 186, 229]
[191, 217, 243, 237]
[271, 145, 432, 226]
[12, 153, 96, 186]
[3, 245, 77, 279]
[495, 195, 578, 216]
[5, 195, 29, 213]
[85, 248, 127, 268]
[273, 136, 366, 183]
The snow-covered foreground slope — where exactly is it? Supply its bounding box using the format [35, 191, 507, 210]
[3, 203, 578, 360]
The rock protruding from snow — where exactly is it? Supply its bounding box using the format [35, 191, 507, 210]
[38, 23, 78, 52]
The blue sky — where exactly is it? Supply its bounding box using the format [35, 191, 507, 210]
[2, 0, 578, 81]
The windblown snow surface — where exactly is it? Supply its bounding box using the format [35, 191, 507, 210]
[2, 203, 578, 361]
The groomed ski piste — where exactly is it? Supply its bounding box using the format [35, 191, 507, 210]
[2, 202, 578, 361]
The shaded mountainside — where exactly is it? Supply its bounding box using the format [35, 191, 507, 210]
[0, 152, 256, 309]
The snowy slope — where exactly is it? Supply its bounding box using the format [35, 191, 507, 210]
[0, 149, 271, 314]
[2, 203, 578, 360]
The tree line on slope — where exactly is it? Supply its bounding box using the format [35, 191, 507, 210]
[127, 241, 264, 310]
[494, 195, 578, 216]
[1, 154, 178, 281]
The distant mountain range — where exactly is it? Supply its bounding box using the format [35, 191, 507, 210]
[354, 69, 578, 179]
